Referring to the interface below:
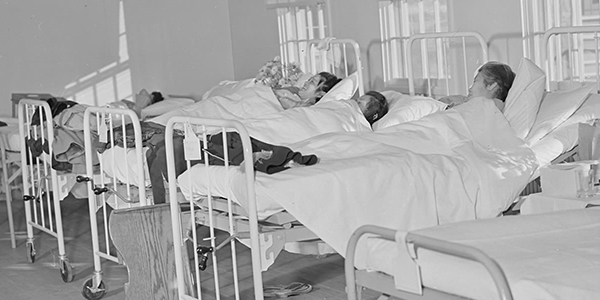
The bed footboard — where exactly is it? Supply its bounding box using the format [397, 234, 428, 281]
[345, 225, 514, 300]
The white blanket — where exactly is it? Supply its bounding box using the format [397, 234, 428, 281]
[148, 84, 283, 126]
[178, 99, 373, 210]
[219, 98, 537, 267]
[402, 207, 600, 300]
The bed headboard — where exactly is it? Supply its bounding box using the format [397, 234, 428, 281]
[406, 31, 489, 97]
[541, 25, 600, 93]
[307, 38, 365, 96]
[382, 31, 489, 98]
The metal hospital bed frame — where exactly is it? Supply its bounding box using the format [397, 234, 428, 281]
[406, 31, 489, 98]
[166, 116, 325, 300]
[79, 106, 149, 300]
[344, 26, 600, 300]
[164, 40, 365, 300]
[75, 37, 365, 300]
[382, 30, 489, 98]
[345, 224, 514, 300]
[18, 99, 74, 282]
[18, 100, 149, 294]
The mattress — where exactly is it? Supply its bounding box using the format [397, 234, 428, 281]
[0, 118, 21, 152]
[366, 208, 600, 300]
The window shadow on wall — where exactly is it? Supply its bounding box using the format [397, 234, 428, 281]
[62, 1, 132, 107]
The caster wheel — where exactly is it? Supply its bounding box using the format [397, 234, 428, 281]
[26, 242, 36, 263]
[82, 278, 106, 300]
[60, 259, 74, 282]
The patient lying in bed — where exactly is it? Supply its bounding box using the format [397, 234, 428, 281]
[144, 90, 388, 203]
[438, 61, 515, 112]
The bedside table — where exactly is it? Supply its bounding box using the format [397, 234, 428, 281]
[521, 193, 600, 215]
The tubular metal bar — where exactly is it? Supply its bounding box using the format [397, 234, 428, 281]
[541, 25, 600, 91]
[307, 38, 365, 96]
[18, 99, 68, 275]
[82, 106, 146, 293]
[406, 31, 489, 96]
[345, 225, 514, 300]
[167, 117, 263, 300]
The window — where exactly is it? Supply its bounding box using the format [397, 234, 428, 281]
[378, 0, 449, 83]
[266, 0, 332, 72]
[522, 0, 600, 88]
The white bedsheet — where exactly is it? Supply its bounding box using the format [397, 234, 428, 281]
[387, 208, 600, 300]
[179, 98, 538, 263]
[147, 84, 283, 126]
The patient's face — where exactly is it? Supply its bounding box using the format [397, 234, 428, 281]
[468, 73, 495, 99]
[356, 94, 373, 114]
[298, 74, 324, 100]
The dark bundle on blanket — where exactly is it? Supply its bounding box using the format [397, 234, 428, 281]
[110, 121, 319, 174]
[30, 97, 77, 126]
[99, 121, 167, 153]
[205, 132, 318, 174]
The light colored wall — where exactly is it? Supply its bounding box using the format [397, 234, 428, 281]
[449, 0, 523, 69]
[0, 0, 235, 111]
[330, 0, 384, 91]
[0, 0, 524, 114]
[228, 1, 280, 81]
[0, 1, 121, 112]
[124, 0, 235, 97]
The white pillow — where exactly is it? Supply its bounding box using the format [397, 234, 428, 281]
[525, 84, 594, 144]
[202, 78, 255, 100]
[318, 72, 359, 103]
[503, 58, 546, 140]
[141, 98, 195, 118]
[372, 90, 447, 131]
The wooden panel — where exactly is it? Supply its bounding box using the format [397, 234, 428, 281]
[109, 203, 179, 300]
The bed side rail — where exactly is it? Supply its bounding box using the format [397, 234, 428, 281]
[542, 25, 600, 93]
[345, 224, 513, 300]
[166, 116, 263, 300]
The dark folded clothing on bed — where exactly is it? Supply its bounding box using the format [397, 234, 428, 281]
[207, 132, 318, 174]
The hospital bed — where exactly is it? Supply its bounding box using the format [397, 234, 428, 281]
[158, 31, 532, 300]
[17, 99, 79, 282]
[344, 26, 600, 300]
[346, 207, 600, 300]
[73, 37, 366, 300]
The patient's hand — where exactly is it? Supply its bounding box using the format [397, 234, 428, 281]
[273, 88, 304, 109]
[438, 95, 469, 109]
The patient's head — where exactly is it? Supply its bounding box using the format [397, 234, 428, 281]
[297, 72, 341, 103]
[356, 91, 388, 125]
[468, 61, 516, 101]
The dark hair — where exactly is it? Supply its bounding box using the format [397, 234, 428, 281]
[315, 72, 342, 103]
[150, 91, 164, 105]
[363, 91, 389, 125]
[477, 61, 516, 102]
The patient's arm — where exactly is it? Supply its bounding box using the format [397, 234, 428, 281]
[438, 95, 469, 109]
[273, 87, 307, 109]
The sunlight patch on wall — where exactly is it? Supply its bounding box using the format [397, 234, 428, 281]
[75, 87, 95, 105]
[63, 0, 132, 106]
[116, 69, 133, 101]
[95, 77, 117, 106]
